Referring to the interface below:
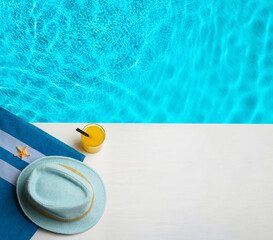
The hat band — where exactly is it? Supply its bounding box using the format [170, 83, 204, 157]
[27, 164, 95, 222]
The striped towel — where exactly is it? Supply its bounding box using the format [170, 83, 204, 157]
[0, 107, 85, 240]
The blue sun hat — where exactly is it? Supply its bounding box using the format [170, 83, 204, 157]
[16, 156, 106, 234]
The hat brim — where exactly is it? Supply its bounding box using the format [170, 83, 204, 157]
[16, 156, 106, 235]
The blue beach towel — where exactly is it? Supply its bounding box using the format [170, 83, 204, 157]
[0, 107, 85, 240]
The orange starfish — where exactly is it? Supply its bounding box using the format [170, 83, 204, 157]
[14, 146, 30, 160]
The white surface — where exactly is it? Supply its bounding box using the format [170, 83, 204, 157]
[30, 124, 273, 240]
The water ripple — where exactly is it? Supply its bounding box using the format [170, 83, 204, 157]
[0, 0, 272, 122]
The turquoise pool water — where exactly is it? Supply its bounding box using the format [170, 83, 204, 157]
[0, 0, 273, 123]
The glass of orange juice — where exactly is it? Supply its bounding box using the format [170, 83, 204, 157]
[81, 123, 105, 153]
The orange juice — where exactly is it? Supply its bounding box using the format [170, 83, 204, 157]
[81, 124, 105, 153]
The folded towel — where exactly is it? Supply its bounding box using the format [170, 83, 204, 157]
[0, 107, 85, 240]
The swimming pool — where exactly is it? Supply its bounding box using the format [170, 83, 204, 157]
[0, 0, 273, 123]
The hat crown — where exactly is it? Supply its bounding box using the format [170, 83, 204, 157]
[25, 164, 93, 221]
